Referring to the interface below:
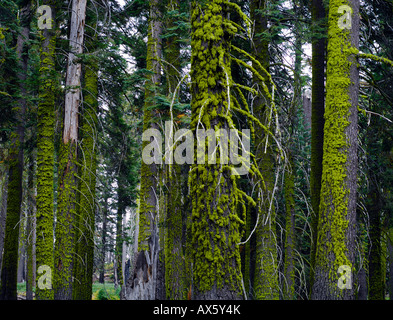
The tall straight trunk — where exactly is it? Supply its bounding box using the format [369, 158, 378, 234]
[309, 0, 326, 289]
[0, 167, 8, 277]
[388, 228, 393, 300]
[0, 1, 31, 300]
[35, 0, 57, 301]
[26, 151, 35, 300]
[123, 0, 163, 300]
[189, 0, 243, 300]
[54, 0, 87, 300]
[99, 197, 108, 284]
[311, 0, 359, 300]
[367, 179, 384, 299]
[72, 11, 98, 299]
[163, 0, 187, 300]
[283, 17, 302, 300]
[115, 186, 125, 289]
[251, 0, 279, 300]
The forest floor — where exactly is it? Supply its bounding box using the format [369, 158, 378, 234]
[16, 281, 120, 300]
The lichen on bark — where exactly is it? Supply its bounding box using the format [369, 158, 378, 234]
[311, 0, 359, 300]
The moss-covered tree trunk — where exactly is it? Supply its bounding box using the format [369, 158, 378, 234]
[35, 0, 57, 301]
[123, 0, 163, 300]
[0, 168, 7, 282]
[309, 0, 326, 289]
[163, 0, 187, 300]
[283, 16, 303, 300]
[54, 0, 87, 300]
[251, 0, 279, 300]
[0, 1, 31, 300]
[26, 151, 35, 300]
[72, 8, 98, 299]
[311, 0, 359, 300]
[189, 0, 244, 300]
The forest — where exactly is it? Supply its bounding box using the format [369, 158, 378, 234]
[0, 0, 392, 301]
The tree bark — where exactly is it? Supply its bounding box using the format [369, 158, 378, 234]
[0, 1, 31, 300]
[99, 196, 108, 284]
[122, 0, 163, 300]
[35, 0, 57, 301]
[309, 0, 326, 290]
[189, 0, 243, 300]
[26, 151, 35, 300]
[72, 7, 98, 299]
[251, 0, 279, 300]
[311, 0, 359, 300]
[54, 0, 87, 300]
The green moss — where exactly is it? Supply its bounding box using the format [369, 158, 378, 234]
[35, 14, 57, 301]
[0, 149, 23, 300]
[54, 140, 77, 299]
[312, 0, 359, 299]
[190, 0, 244, 299]
[73, 53, 99, 300]
[137, 6, 161, 251]
[250, 0, 279, 300]
[283, 159, 296, 300]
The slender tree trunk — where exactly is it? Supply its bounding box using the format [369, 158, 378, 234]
[115, 186, 125, 290]
[26, 151, 35, 300]
[367, 177, 384, 299]
[388, 228, 393, 300]
[99, 197, 108, 284]
[123, 0, 163, 300]
[283, 18, 302, 300]
[54, 0, 87, 300]
[0, 168, 8, 277]
[35, 0, 57, 301]
[0, 1, 31, 300]
[72, 9, 98, 299]
[251, 0, 279, 300]
[163, 0, 187, 300]
[311, 0, 359, 300]
[309, 0, 326, 290]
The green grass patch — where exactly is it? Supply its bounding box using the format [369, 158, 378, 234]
[92, 282, 120, 300]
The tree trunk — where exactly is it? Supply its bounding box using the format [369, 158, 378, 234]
[0, 168, 8, 278]
[388, 229, 393, 300]
[163, 0, 187, 300]
[367, 177, 384, 299]
[122, 0, 163, 301]
[311, 0, 359, 300]
[251, 0, 279, 300]
[72, 8, 98, 299]
[99, 197, 108, 284]
[309, 0, 326, 290]
[26, 152, 35, 300]
[189, 0, 243, 300]
[0, 1, 31, 300]
[115, 186, 125, 290]
[54, 0, 87, 300]
[35, 0, 57, 301]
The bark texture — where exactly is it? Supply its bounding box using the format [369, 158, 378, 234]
[54, 0, 87, 300]
[311, 0, 359, 300]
